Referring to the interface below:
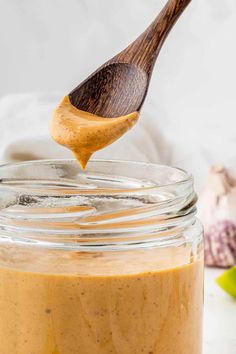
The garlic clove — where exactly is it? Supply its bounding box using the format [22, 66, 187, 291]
[198, 166, 236, 267]
[204, 221, 236, 267]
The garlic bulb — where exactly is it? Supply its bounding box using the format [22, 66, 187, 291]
[198, 166, 236, 268]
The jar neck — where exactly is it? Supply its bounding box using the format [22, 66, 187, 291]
[0, 160, 198, 251]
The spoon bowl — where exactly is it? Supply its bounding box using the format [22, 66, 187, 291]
[69, 63, 148, 118]
[69, 0, 192, 118]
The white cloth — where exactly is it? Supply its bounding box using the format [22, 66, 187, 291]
[0, 92, 168, 166]
[1, 90, 236, 192]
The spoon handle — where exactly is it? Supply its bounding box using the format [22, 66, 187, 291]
[114, 0, 192, 74]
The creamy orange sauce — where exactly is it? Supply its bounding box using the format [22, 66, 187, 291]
[0, 95, 203, 354]
[0, 244, 203, 354]
[50, 96, 139, 169]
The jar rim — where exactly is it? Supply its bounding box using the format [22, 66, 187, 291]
[0, 158, 193, 192]
[0, 159, 198, 251]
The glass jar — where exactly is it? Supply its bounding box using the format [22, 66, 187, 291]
[0, 159, 203, 354]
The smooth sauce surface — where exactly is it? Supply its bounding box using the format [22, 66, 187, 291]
[50, 96, 139, 169]
[0, 245, 203, 354]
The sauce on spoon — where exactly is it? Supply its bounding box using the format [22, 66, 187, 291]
[50, 96, 139, 169]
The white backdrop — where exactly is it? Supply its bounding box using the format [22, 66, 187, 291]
[1, 3, 236, 352]
[2, 0, 236, 96]
[1, 0, 236, 189]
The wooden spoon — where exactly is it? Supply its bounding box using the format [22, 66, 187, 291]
[69, 0, 192, 118]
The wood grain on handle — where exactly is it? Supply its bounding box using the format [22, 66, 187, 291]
[114, 0, 192, 74]
[69, 0, 192, 117]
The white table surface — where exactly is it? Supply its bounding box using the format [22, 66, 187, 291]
[204, 268, 236, 354]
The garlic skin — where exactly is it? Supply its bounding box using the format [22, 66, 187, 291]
[198, 166, 236, 268]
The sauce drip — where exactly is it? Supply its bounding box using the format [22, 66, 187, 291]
[50, 96, 139, 169]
